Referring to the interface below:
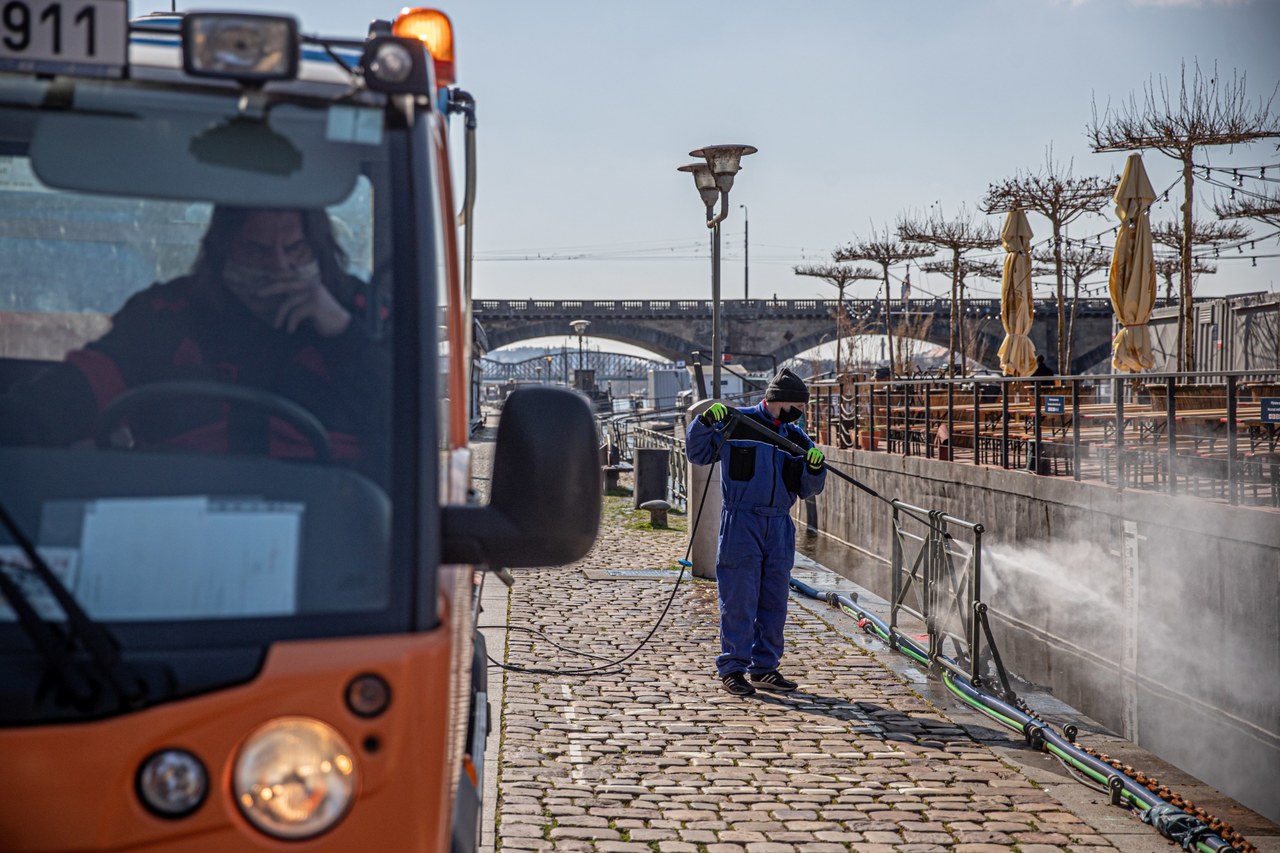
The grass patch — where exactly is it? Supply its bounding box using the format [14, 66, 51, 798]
[602, 494, 688, 531]
[625, 517, 688, 533]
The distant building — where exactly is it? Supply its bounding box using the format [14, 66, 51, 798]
[1145, 292, 1280, 371]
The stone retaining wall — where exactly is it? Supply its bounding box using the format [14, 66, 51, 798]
[806, 447, 1280, 824]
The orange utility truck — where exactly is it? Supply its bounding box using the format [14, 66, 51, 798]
[0, 6, 600, 850]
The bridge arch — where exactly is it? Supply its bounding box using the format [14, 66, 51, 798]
[483, 318, 692, 364]
[474, 298, 1122, 376]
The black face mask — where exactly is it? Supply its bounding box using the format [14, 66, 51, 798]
[776, 405, 804, 423]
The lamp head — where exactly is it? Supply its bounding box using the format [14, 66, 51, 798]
[570, 319, 590, 336]
[678, 162, 720, 211]
[690, 144, 757, 193]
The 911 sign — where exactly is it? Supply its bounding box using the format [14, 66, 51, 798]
[0, 0, 126, 78]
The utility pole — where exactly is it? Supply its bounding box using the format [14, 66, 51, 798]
[740, 204, 749, 300]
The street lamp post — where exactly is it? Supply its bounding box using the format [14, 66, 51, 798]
[570, 320, 590, 385]
[740, 204, 749, 301]
[678, 144, 756, 400]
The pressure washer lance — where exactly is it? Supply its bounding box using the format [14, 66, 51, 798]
[712, 405, 980, 536]
[716, 406, 883, 498]
[788, 576, 1249, 853]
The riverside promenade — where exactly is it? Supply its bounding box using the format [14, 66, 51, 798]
[472, 426, 1279, 853]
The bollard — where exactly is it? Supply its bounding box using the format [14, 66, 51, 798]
[633, 447, 670, 508]
[685, 403, 723, 581]
[639, 499, 670, 528]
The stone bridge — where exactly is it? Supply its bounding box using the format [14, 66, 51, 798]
[474, 297, 1120, 375]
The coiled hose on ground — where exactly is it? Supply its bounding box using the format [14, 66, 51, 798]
[788, 576, 1253, 853]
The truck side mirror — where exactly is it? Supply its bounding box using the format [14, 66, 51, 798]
[440, 387, 601, 567]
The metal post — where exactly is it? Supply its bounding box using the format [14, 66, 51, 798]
[711, 221, 722, 400]
[1072, 378, 1081, 482]
[1227, 373, 1238, 505]
[1166, 376, 1177, 494]
[835, 282, 845, 380]
[972, 380, 981, 467]
[742, 204, 749, 301]
[1114, 377, 1125, 490]
[1000, 382, 1010, 469]
[1032, 379, 1043, 475]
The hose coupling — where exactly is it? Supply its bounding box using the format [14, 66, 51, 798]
[1024, 722, 1044, 750]
[1064, 723, 1078, 742]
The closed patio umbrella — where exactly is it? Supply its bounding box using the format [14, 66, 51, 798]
[997, 208, 1037, 377]
[1109, 152, 1157, 373]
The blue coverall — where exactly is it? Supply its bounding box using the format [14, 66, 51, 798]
[686, 401, 827, 677]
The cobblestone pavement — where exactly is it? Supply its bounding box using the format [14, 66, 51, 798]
[479, 456, 1122, 853]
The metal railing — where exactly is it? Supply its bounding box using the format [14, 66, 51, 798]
[634, 427, 688, 510]
[888, 499, 1014, 702]
[806, 369, 1280, 508]
[598, 411, 690, 510]
[473, 296, 1119, 318]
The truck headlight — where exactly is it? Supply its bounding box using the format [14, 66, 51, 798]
[233, 717, 356, 840]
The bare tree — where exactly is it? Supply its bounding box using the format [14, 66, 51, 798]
[833, 228, 934, 377]
[1089, 61, 1280, 370]
[1216, 186, 1280, 229]
[1151, 218, 1250, 251]
[1032, 245, 1109, 370]
[1153, 256, 1217, 303]
[920, 256, 1002, 376]
[898, 205, 1000, 377]
[793, 262, 880, 378]
[1150, 218, 1249, 303]
[981, 152, 1115, 374]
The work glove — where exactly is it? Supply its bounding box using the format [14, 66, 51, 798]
[700, 402, 729, 426]
[805, 446, 825, 472]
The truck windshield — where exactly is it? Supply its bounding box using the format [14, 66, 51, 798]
[0, 83, 404, 668]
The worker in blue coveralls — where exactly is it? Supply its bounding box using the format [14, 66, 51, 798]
[685, 368, 827, 696]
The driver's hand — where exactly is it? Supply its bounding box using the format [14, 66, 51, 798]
[700, 402, 729, 426]
[805, 446, 825, 472]
[261, 267, 352, 337]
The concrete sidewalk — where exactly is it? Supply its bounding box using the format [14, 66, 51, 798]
[475, 452, 1277, 853]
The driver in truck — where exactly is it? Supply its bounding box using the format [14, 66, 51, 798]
[0, 205, 389, 483]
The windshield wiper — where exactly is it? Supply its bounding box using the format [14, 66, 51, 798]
[0, 501, 146, 712]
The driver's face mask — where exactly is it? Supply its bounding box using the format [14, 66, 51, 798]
[222, 260, 321, 327]
[776, 405, 805, 424]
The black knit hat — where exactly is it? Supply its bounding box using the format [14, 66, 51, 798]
[764, 368, 809, 403]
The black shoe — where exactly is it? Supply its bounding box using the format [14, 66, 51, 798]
[749, 670, 798, 693]
[721, 672, 756, 696]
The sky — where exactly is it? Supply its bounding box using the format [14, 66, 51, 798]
[174, 1, 1280, 315]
